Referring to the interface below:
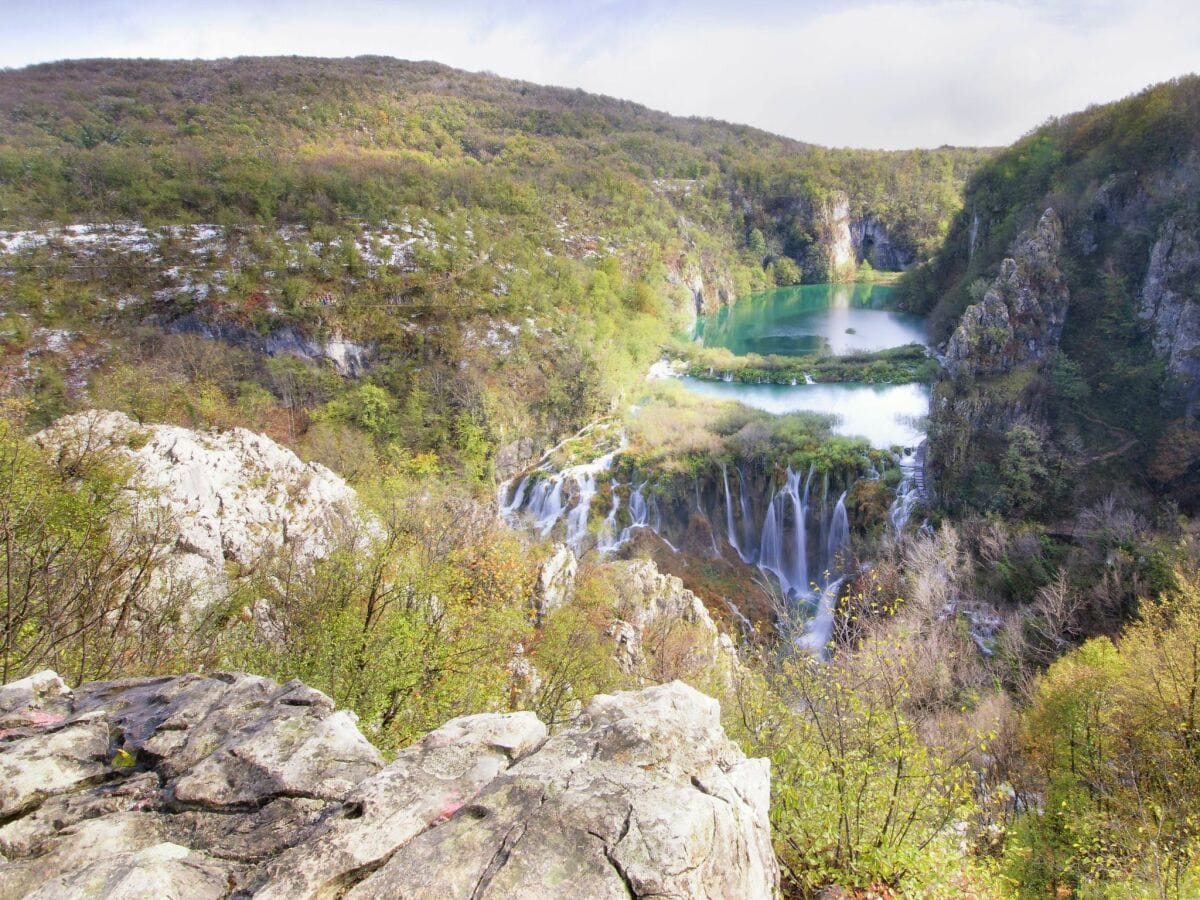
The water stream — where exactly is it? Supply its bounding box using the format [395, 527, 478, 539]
[500, 284, 933, 653]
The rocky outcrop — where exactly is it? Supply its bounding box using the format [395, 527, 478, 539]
[0, 670, 779, 899]
[1140, 216, 1200, 403]
[169, 316, 375, 378]
[533, 542, 578, 622]
[493, 435, 539, 482]
[608, 560, 739, 681]
[818, 194, 858, 283]
[944, 209, 1068, 378]
[931, 210, 1069, 513]
[666, 254, 736, 319]
[263, 326, 374, 378]
[34, 410, 366, 593]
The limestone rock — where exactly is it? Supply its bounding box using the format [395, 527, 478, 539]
[493, 435, 538, 481]
[0, 671, 778, 899]
[34, 410, 368, 597]
[607, 560, 739, 681]
[253, 711, 547, 899]
[1140, 216, 1200, 402]
[264, 326, 373, 378]
[533, 542, 578, 621]
[22, 843, 233, 900]
[850, 215, 914, 270]
[344, 681, 777, 900]
[0, 670, 71, 728]
[820, 193, 857, 282]
[945, 209, 1068, 379]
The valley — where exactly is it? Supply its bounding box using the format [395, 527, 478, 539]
[2, 55, 1200, 899]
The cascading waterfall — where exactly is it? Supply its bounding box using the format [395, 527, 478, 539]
[564, 473, 598, 548]
[888, 441, 924, 532]
[826, 491, 850, 572]
[499, 427, 624, 553]
[757, 466, 811, 600]
[722, 463, 751, 563]
[528, 478, 564, 536]
[597, 490, 621, 551]
[502, 427, 860, 651]
[737, 466, 755, 559]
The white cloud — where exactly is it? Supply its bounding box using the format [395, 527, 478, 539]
[1, 0, 1198, 148]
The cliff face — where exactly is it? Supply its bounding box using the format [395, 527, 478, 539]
[0, 670, 778, 899]
[850, 215, 916, 271]
[1139, 215, 1200, 407]
[910, 77, 1200, 512]
[930, 210, 1072, 514]
[944, 210, 1068, 378]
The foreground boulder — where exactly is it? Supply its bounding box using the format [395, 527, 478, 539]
[0, 671, 779, 899]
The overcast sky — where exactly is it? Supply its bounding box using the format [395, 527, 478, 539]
[2, 0, 1198, 149]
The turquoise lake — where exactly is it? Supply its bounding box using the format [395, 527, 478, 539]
[691, 282, 927, 357]
[680, 283, 931, 448]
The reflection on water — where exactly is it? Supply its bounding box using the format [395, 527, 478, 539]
[680, 377, 929, 449]
[692, 282, 927, 357]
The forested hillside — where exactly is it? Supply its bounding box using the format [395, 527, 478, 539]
[902, 75, 1200, 514]
[0, 57, 986, 482]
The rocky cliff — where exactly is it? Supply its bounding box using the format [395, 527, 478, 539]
[929, 210, 1071, 513]
[943, 209, 1068, 378]
[0, 670, 779, 899]
[910, 77, 1200, 512]
[34, 410, 367, 599]
[1139, 214, 1200, 408]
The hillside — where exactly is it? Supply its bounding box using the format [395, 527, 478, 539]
[900, 75, 1200, 514]
[0, 58, 988, 488]
[11, 54, 1200, 899]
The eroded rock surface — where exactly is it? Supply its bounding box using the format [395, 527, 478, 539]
[34, 410, 367, 592]
[945, 208, 1069, 379]
[0, 670, 778, 899]
[1141, 216, 1200, 401]
[607, 560, 739, 682]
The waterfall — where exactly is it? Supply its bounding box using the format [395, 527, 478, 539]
[758, 466, 809, 599]
[737, 465, 756, 562]
[597, 489, 621, 552]
[501, 426, 624, 550]
[889, 442, 924, 532]
[722, 463, 752, 563]
[627, 483, 647, 531]
[564, 473, 598, 552]
[826, 491, 850, 574]
[501, 422, 863, 650]
[725, 598, 753, 639]
[499, 475, 531, 518]
[795, 576, 844, 657]
[803, 372, 815, 385]
[530, 478, 564, 536]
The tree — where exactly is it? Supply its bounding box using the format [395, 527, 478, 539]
[0, 417, 185, 684]
[731, 631, 980, 895]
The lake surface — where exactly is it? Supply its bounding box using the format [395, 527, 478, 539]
[691, 282, 927, 357]
[681, 377, 929, 448]
[680, 283, 931, 447]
